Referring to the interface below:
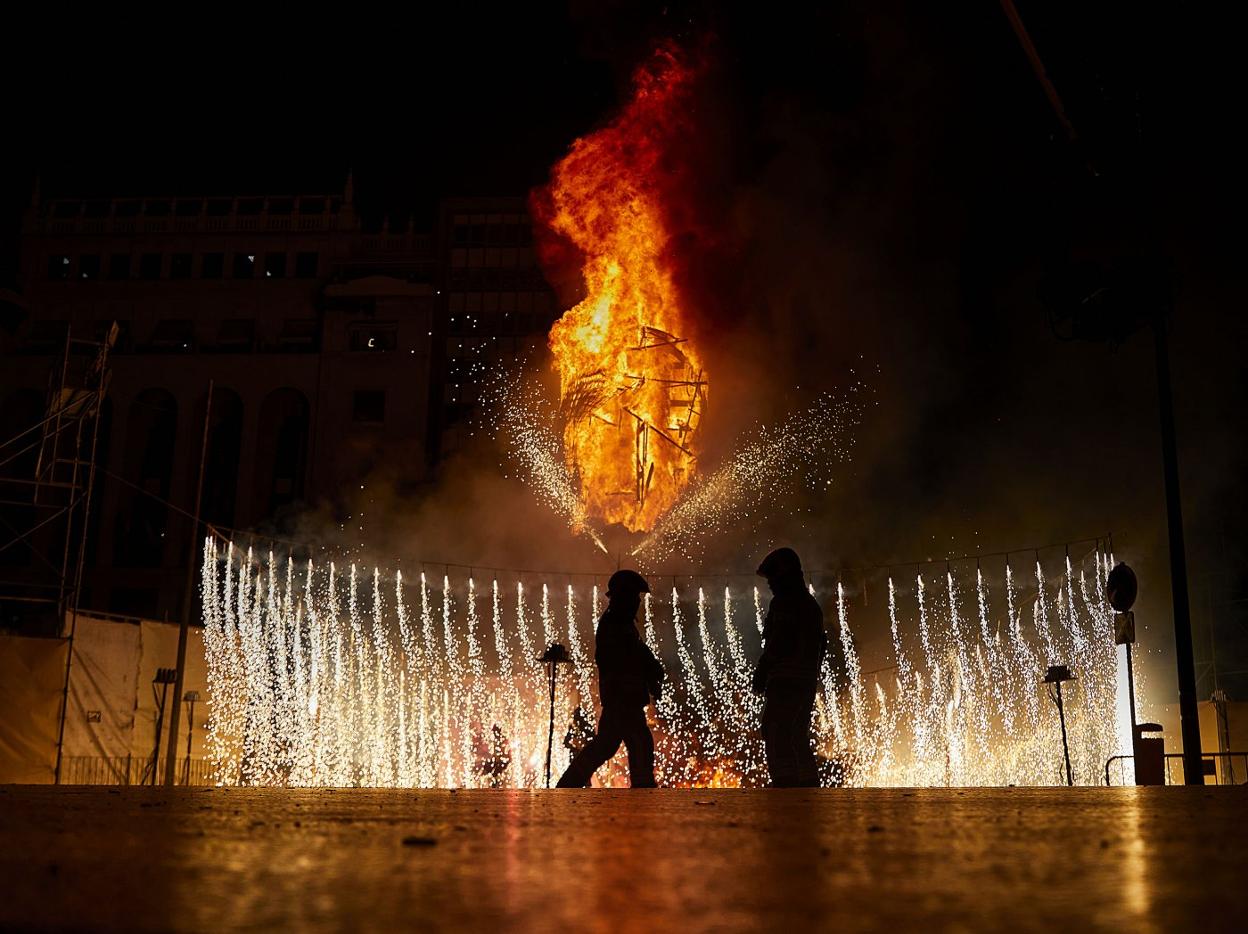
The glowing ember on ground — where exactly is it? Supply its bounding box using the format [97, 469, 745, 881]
[534, 45, 707, 533]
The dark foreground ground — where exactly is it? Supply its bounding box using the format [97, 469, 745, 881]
[0, 786, 1243, 933]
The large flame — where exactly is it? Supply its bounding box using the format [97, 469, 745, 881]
[536, 46, 707, 533]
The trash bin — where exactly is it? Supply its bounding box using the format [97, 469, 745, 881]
[1133, 722, 1165, 785]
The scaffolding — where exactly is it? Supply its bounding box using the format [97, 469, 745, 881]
[0, 324, 115, 622]
[0, 323, 115, 783]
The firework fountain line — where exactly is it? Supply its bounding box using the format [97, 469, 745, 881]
[200, 531, 1132, 789]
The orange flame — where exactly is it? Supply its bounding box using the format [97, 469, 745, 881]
[536, 47, 707, 533]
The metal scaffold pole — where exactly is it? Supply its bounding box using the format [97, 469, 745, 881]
[52, 325, 114, 784]
[164, 380, 213, 786]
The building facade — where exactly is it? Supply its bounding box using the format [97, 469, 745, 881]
[0, 181, 557, 629]
[436, 197, 560, 457]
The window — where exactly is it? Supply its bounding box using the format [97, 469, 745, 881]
[237, 198, 263, 216]
[175, 199, 202, 217]
[78, 254, 101, 279]
[232, 253, 255, 279]
[149, 319, 195, 351]
[295, 251, 318, 278]
[207, 199, 232, 216]
[144, 200, 171, 216]
[268, 199, 293, 215]
[216, 318, 255, 352]
[264, 253, 287, 278]
[139, 253, 162, 279]
[298, 198, 324, 214]
[114, 201, 141, 218]
[25, 320, 69, 353]
[108, 254, 131, 279]
[201, 252, 224, 279]
[170, 253, 193, 278]
[84, 201, 110, 218]
[48, 255, 70, 280]
[349, 325, 397, 352]
[52, 202, 80, 219]
[278, 318, 318, 351]
[352, 390, 386, 424]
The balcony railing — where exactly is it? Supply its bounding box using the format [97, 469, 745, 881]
[33, 202, 350, 237]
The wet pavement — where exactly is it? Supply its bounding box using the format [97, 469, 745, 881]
[0, 785, 1242, 932]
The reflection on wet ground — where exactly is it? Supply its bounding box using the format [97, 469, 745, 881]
[0, 786, 1242, 932]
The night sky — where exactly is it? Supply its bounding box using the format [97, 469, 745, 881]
[3, 2, 1244, 700]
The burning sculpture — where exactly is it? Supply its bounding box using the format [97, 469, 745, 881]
[535, 45, 706, 533]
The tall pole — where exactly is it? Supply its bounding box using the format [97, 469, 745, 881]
[1153, 315, 1203, 784]
[1125, 642, 1137, 728]
[184, 696, 196, 785]
[545, 661, 556, 789]
[164, 381, 212, 786]
[1056, 682, 1073, 787]
[53, 331, 110, 784]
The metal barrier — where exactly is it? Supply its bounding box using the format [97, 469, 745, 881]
[1104, 751, 1248, 786]
[60, 756, 216, 786]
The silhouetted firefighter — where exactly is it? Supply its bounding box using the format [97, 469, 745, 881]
[753, 548, 827, 787]
[557, 570, 664, 788]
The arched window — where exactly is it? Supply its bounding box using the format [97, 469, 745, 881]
[255, 388, 309, 521]
[115, 389, 177, 567]
[195, 388, 243, 532]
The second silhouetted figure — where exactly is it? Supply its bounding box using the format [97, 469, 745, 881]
[753, 547, 827, 787]
[557, 569, 664, 788]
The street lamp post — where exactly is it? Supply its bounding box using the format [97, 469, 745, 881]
[183, 691, 200, 785]
[539, 643, 571, 788]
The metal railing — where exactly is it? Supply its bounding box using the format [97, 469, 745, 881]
[59, 756, 215, 786]
[1104, 751, 1248, 786]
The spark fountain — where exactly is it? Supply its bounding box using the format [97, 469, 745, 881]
[201, 538, 1132, 788]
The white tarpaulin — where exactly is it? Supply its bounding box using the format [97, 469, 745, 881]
[0, 634, 67, 784]
[0, 615, 209, 784]
[61, 615, 209, 782]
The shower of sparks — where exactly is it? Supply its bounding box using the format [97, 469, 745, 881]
[491, 374, 867, 562]
[488, 372, 608, 553]
[202, 538, 1132, 789]
[631, 386, 868, 563]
